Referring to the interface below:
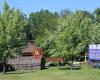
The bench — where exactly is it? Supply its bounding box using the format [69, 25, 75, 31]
[67, 62, 80, 69]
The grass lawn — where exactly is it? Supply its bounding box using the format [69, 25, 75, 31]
[0, 65, 100, 80]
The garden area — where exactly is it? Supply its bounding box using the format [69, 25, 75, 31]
[0, 65, 100, 80]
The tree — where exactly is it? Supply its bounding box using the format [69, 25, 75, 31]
[0, 1, 26, 74]
[60, 9, 72, 17]
[89, 23, 100, 44]
[40, 10, 94, 69]
[94, 8, 100, 23]
[28, 10, 59, 40]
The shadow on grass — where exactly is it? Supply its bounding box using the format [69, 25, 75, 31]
[41, 67, 49, 70]
[6, 67, 49, 75]
[5, 70, 35, 75]
[58, 66, 81, 70]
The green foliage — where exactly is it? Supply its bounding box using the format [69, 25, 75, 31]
[94, 8, 100, 23]
[28, 10, 59, 40]
[40, 31, 56, 57]
[0, 2, 26, 61]
[89, 23, 100, 44]
[41, 10, 95, 61]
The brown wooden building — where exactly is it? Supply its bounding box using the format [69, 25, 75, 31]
[7, 42, 64, 71]
[8, 42, 45, 70]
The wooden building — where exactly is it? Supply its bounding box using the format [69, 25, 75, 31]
[8, 42, 45, 70]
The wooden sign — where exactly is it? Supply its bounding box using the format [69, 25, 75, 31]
[32, 48, 44, 59]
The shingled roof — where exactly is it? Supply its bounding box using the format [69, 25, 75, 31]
[22, 42, 37, 56]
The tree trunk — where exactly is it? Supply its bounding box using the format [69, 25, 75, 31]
[70, 56, 74, 70]
[1, 60, 6, 74]
[71, 60, 73, 70]
[2, 63, 6, 74]
[84, 51, 87, 64]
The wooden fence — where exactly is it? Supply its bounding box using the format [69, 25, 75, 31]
[8, 56, 41, 70]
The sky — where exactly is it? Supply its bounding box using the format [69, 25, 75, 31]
[0, 0, 100, 16]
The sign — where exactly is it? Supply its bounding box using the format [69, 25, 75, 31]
[89, 44, 100, 60]
[32, 48, 44, 59]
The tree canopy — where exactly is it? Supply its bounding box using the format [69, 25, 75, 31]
[40, 10, 100, 60]
[0, 1, 26, 74]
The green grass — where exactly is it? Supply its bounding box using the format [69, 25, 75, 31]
[0, 65, 100, 80]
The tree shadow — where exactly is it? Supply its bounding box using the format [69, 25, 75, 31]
[6, 67, 49, 74]
[58, 66, 81, 70]
[58, 66, 70, 70]
[6, 70, 35, 75]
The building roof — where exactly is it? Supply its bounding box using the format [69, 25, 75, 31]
[22, 42, 37, 56]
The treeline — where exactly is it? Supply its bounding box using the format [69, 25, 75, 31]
[23, 7, 100, 68]
[24, 7, 100, 62]
[0, 1, 100, 73]
[34, 9, 100, 57]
